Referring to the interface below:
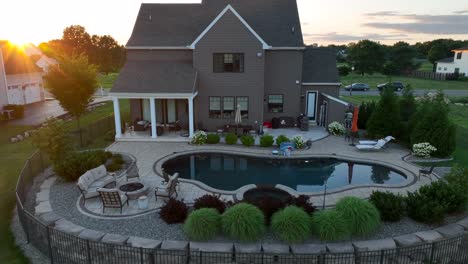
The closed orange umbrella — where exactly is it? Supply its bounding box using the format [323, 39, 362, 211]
[351, 106, 359, 133]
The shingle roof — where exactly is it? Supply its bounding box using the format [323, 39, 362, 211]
[127, 0, 303, 47]
[302, 47, 340, 83]
[453, 46, 468, 51]
[110, 61, 197, 94]
[436, 57, 454, 63]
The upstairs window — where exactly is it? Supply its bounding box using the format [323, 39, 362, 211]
[268, 95, 284, 113]
[209, 97, 221, 118]
[213, 53, 244, 73]
[457, 52, 462, 60]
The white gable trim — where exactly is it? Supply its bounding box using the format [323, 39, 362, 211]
[302, 82, 342, 86]
[189, 4, 271, 50]
[125, 46, 191, 50]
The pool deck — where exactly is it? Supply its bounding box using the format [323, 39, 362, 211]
[85, 135, 435, 217]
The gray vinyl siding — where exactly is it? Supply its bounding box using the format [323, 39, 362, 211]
[193, 10, 265, 131]
[126, 50, 192, 62]
[300, 85, 342, 125]
[324, 98, 348, 126]
[263, 51, 303, 121]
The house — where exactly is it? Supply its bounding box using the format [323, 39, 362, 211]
[110, 0, 346, 141]
[436, 46, 468, 75]
[0, 42, 45, 108]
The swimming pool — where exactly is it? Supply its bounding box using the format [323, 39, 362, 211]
[162, 153, 408, 192]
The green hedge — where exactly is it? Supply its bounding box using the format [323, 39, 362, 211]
[260, 134, 274, 147]
[335, 197, 380, 236]
[312, 209, 350, 241]
[225, 133, 238, 145]
[206, 134, 220, 144]
[241, 135, 255, 147]
[271, 206, 311, 243]
[184, 208, 221, 241]
[221, 203, 265, 241]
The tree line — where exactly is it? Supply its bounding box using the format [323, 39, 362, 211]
[330, 39, 468, 76]
[38, 25, 126, 74]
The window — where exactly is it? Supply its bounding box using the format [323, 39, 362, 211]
[209, 97, 221, 118]
[223, 97, 235, 118]
[455, 68, 460, 74]
[236, 97, 249, 119]
[268, 95, 284, 113]
[213, 53, 244, 73]
[444, 67, 447, 71]
[457, 52, 462, 60]
[438, 67, 442, 70]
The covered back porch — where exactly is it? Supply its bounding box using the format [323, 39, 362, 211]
[111, 93, 197, 142]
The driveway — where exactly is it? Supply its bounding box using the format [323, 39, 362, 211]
[6, 96, 111, 126]
[340, 89, 468, 97]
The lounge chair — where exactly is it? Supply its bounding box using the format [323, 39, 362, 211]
[359, 136, 395, 145]
[419, 166, 435, 181]
[97, 188, 129, 214]
[355, 139, 388, 151]
[155, 173, 179, 202]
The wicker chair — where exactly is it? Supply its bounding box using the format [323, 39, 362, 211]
[155, 173, 179, 202]
[98, 188, 129, 214]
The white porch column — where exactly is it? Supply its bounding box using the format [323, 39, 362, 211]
[150, 98, 157, 139]
[113, 97, 122, 138]
[188, 97, 195, 138]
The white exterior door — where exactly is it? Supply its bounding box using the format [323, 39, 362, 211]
[306, 91, 318, 122]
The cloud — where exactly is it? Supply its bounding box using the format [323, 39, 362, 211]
[453, 10, 468, 14]
[364, 11, 400, 17]
[303, 32, 408, 42]
[364, 13, 468, 35]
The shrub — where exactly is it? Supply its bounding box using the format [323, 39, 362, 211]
[271, 206, 311, 243]
[292, 135, 305, 149]
[335, 197, 380, 236]
[241, 135, 255, 147]
[406, 192, 446, 224]
[328, 122, 345, 136]
[184, 208, 221, 241]
[399, 85, 417, 122]
[312, 209, 350, 241]
[338, 65, 351, 76]
[275, 135, 290, 146]
[260, 134, 274, 147]
[206, 134, 220, 144]
[287, 195, 316, 215]
[421, 181, 466, 214]
[358, 101, 377, 130]
[104, 130, 115, 142]
[159, 198, 188, 224]
[32, 118, 71, 163]
[193, 194, 226, 213]
[367, 87, 401, 139]
[444, 167, 468, 202]
[225, 133, 238, 145]
[191, 130, 207, 145]
[410, 97, 456, 157]
[112, 153, 124, 164]
[412, 143, 437, 158]
[369, 191, 405, 222]
[4, 104, 25, 119]
[221, 203, 265, 241]
[106, 162, 122, 172]
[54, 150, 109, 181]
[249, 197, 287, 225]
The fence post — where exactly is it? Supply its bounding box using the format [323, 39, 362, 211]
[27, 159, 33, 180]
[47, 227, 54, 264]
[140, 247, 144, 264]
[429, 242, 436, 263]
[87, 240, 92, 264]
[379, 250, 385, 264]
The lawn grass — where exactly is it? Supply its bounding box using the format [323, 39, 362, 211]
[416, 60, 434, 72]
[341, 73, 468, 91]
[341, 95, 468, 167]
[0, 100, 129, 263]
[97, 73, 119, 88]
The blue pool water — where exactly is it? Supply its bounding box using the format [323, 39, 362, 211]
[162, 153, 407, 192]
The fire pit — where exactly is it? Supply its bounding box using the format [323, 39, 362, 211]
[119, 182, 149, 200]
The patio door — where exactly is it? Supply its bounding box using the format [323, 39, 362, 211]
[167, 99, 176, 123]
[306, 91, 318, 122]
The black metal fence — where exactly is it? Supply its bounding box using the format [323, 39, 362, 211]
[16, 153, 468, 263]
[70, 115, 115, 147]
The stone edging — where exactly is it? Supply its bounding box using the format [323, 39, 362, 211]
[153, 148, 418, 198]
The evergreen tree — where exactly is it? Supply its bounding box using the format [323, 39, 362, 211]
[366, 88, 401, 139]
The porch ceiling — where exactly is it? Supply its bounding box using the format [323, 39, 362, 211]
[110, 60, 197, 96]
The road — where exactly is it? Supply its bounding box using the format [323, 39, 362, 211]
[5, 96, 111, 126]
[340, 89, 468, 97]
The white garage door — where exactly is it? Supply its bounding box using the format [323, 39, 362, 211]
[7, 86, 24, 105]
[24, 84, 43, 104]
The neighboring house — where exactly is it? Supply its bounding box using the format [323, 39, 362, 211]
[436, 46, 468, 75]
[110, 0, 345, 140]
[0, 42, 45, 106]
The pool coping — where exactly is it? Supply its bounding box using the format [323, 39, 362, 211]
[153, 148, 419, 198]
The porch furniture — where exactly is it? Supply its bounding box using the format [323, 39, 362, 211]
[419, 166, 435, 181]
[278, 116, 296, 128]
[77, 165, 116, 205]
[134, 120, 150, 131]
[355, 139, 388, 151]
[359, 136, 395, 145]
[167, 120, 181, 133]
[160, 168, 171, 185]
[1, 109, 14, 120]
[155, 173, 179, 202]
[119, 182, 149, 200]
[228, 127, 236, 135]
[216, 128, 224, 136]
[249, 130, 257, 137]
[138, 196, 149, 210]
[236, 127, 244, 136]
[126, 163, 140, 182]
[97, 188, 129, 214]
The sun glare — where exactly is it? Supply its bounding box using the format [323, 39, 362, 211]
[8, 36, 30, 49]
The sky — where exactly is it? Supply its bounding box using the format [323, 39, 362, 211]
[1, 0, 467, 46]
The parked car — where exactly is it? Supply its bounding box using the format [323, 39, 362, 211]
[377, 82, 404, 92]
[344, 83, 370, 91]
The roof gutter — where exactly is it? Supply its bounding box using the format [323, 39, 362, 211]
[125, 46, 192, 50]
[302, 82, 342, 86]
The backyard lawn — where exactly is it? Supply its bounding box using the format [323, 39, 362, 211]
[0, 100, 129, 263]
[341, 73, 468, 91]
[97, 73, 119, 88]
[341, 95, 468, 166]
